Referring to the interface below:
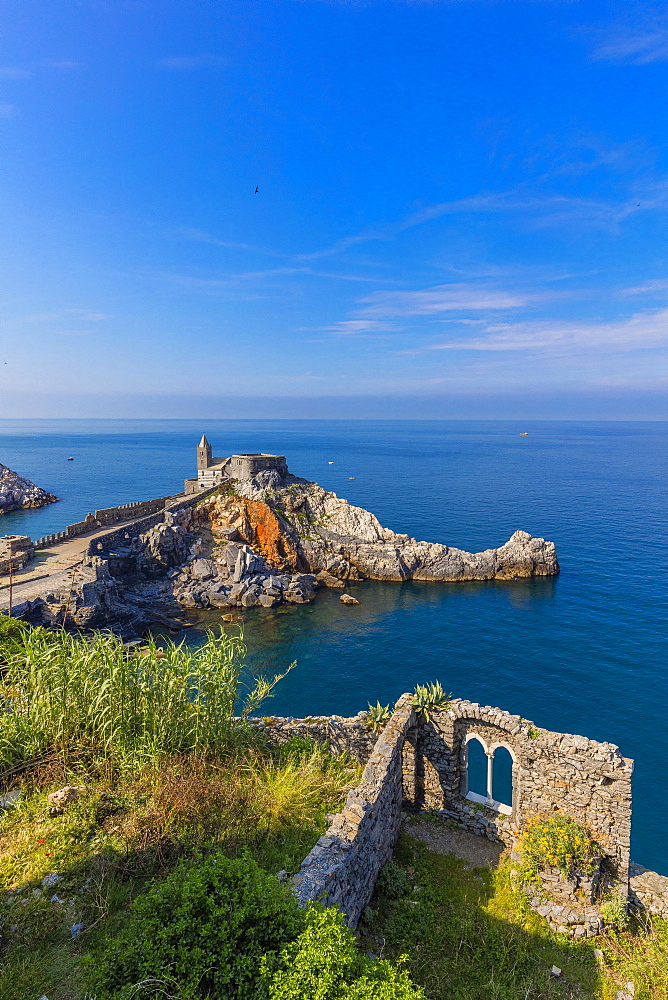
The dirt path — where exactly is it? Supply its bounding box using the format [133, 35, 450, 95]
[402, 813, 506, 869]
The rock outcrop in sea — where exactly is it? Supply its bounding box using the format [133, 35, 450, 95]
[0, 464, 58, 514]
[182, 469, 559, 594]
[7, 469, 558, 637]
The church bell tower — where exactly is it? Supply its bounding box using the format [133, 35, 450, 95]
[197, 434, 212, 471]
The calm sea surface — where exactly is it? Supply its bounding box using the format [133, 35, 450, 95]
[1, 419, 666, 872]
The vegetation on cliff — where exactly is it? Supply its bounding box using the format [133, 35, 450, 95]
[0, 622, 420, 1000]
[361, 830, 668, 1000]
[1, 623, 666, 999]
[0, 627, 289, 769]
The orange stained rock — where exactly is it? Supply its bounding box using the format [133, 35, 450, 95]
[196, 493, 301, 572]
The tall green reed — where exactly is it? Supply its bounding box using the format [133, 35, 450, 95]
[0, 627, 292, 767]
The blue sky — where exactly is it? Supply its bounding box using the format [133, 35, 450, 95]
[1, 0, 667, 418]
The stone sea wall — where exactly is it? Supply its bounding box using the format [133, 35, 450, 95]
[32, 495, 179, 550]
[87, 488, 220, 558]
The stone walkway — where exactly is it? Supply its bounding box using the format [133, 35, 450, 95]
[0, 504, 180, 611]
[402, 813, 505, 868]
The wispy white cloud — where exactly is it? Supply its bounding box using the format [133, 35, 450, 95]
[424, 307, 668, 352]
[592, 28, 668, 64]
[157, 55, 228, 70]
[157, 266, 388, 294]
[294, 232, 385, 261]
[531, 134, 652, 180]
[398, 191, 619, 233]
[180, 178, 659, 273]
[22, 308, 112, 325]
[320, 319, 403, 336]
[179, 227, 287, 257]
[45, 60, 80, 70]
[357, 283, 534, 319]
[621, 278, 668, 296]
[0, 66, 30, 79]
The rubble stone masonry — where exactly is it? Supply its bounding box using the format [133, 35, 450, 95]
[259, 695, 657, 931]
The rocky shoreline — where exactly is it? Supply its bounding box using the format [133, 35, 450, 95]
[0, 463, 58, 515]
[8, 469, 559, 639]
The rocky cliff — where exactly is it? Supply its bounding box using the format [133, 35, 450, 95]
[135, 470, 558, 615]
[8, 469, 558, 637]
[0, 464, 58, 514]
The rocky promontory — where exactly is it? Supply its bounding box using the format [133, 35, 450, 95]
[0, 463, 58, 514]
[7, 467, 558, 637]
[191, 470, 559, 587]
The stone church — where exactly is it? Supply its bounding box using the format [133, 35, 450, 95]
[184, 436, 288, 493]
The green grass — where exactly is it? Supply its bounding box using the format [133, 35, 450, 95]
[0, 742, 359, 1000]
[360, 834, 668, 1000]
[0, 626, 292, 768]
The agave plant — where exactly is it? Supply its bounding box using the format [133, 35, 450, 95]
[364, 701, 392, 732]
[412, 681, 450, 721]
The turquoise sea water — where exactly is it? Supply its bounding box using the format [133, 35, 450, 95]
[1, 419, 666, 872]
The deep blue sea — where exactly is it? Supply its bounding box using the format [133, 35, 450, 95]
[1, 419, 666, 872]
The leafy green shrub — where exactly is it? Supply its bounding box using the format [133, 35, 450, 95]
[275, 734, 317, 761]
[517, 814, 599, 882]
[90, 854, 305, 1000]
[376, 860, 410, 900]
[261, 906, 424, 1000]
[0, 615, 30, 665]
[411, 682, 450, 721]
[601, 895, 630, 931]
[365, 702, 392, 732]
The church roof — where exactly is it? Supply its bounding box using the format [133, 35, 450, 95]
[198, 434, 209, 448]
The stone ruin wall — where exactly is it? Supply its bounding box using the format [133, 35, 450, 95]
[286, 696, 416, 927]
[261, 696, 638, 929]
[0, 536, 34, 574]
[406, 699, 633, 884]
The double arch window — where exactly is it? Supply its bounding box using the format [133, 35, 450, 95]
[464, 733, 515, 816]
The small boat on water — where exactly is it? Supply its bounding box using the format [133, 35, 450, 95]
[519, 433, 529, 437]
[67, 457, 74, 460]
[328, 461, 334, 464]
[348, 476, 356, 480]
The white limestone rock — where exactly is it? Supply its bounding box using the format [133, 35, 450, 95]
[0, 463, 58, 514]
[236, 473, 560, 583]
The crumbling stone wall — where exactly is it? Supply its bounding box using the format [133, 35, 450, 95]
[402, 699, 633, 885]
[629, 864, 668, 920]
[0, 535, 34, 574]
[258, 711, 377, 764]
[261, 697, 636, 929]
[291, 696, 416, 927]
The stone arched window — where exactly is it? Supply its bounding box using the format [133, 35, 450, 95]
[465, 735, 488, 800]
[464, 733, 514, 816]
[490, 744, 514, 810]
